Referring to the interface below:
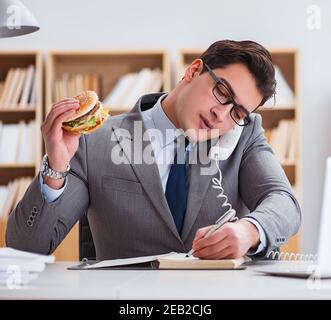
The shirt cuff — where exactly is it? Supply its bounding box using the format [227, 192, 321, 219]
[39, 172, 67, 203]
[242, 217, 268, 256]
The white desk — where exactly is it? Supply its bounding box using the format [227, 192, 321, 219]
[1, 261, 331, 299]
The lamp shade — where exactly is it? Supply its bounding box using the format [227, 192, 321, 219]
[0, 0, 39, 38]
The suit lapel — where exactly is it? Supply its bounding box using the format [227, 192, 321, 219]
[111, 96, 181, 242]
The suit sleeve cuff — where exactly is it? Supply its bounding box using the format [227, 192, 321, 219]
[38, 172, 67, 203]
[242, 217, 268, 256]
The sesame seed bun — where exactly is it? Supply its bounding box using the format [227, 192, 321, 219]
[65, 90, 99, 122]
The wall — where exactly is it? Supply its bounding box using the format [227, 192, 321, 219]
[1, 0, 330, 253]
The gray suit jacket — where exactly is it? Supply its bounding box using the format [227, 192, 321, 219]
[6, 93, 301, 260]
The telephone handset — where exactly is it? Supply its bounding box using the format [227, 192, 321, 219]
[207, 123, 244, 223]
[209, 124, 243, 161]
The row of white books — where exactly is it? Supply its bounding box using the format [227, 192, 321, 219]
[0, 177, 33, 248]
[53, 73, 100, 103]
[0, 121, 36, 164]
[102, 68, 163, 110]
[0, 247, 54, 286]
[0, 65, 36, 109]
[265, 119, 296, 164]
[0, 176, 33, 224]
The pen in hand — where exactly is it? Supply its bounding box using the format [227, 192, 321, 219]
[185, 209, 237, 258]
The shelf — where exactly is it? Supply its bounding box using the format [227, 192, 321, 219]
[256, 109, 296, 129]
[0, 51, 42, 229]
[46, 50, 171, 114]
[0, 50, 42, 168]
[0, 109, 36, 123]
[0, 163, 35, 168]
[103, 106, 130, 116]
[0, 166, 36, 185]
[258, 105, 295, 111]
[282, 164, 296, 185]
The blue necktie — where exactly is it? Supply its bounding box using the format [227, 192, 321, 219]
[165, 138, 189, 235]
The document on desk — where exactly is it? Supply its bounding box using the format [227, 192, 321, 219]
[0, 247, 55, 285]
[68, 252, 250, 270]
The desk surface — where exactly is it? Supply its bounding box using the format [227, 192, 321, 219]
[1, 261, 331, 299]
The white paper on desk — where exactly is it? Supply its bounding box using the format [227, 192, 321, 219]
[0, 247, 55, 263]
[82, 252, 178, 269]
[0, 258, 46, 272]
[0, 271, 39, 285]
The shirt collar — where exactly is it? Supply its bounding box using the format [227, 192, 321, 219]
[150, 94, 183, 147]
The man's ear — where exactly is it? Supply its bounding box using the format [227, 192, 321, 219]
[183, 59, 204, 82]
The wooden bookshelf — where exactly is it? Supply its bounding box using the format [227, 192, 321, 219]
[0, 51, 42, 247]
[178, 49, 302, 253]
[45, 50, 171, 260]
[46, 50, 171, 115]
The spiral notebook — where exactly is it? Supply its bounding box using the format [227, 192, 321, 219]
[256, 157, 331, 278]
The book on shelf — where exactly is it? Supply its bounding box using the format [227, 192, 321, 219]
[0, 120, 36, 164]
[102, 68, 163, 110]
[0, 177, 33, 247]
[0, 123, 19, 163]
[10, 69, 26, 108]
[287, 121, 297, 164]
[0, 66, 36, 110]
[2, 69, 19, 108]
[102, 73, 136, 108]
[265, 119, 296, 164]
[53, 73, 100, 102]
[69, 252, 249, 270]
[0, 83, 4, 100]
[19, 65, 35, 109]
[0, 186, 9, 218]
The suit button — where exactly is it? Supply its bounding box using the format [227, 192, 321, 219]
[32, 206, 38, 213]
[31, 211, 37, 218]
[27, 219, 33, 227]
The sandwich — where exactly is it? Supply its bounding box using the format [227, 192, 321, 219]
[62, 90, 109, 134]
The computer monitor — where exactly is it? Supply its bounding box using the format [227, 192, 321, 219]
[256, 156, 331, 278]
[316, 156, 331, 276]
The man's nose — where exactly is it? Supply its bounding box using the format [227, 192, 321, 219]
[211, 105, 231, 122]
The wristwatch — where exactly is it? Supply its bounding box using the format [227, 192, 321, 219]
[40, 154, 70, 180]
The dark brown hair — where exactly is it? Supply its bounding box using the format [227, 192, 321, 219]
[199, 40, 276, 107]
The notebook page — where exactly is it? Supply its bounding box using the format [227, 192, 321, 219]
[82, 252, 175, 269]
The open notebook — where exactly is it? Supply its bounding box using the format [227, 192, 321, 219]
[68, 252, 250, 270]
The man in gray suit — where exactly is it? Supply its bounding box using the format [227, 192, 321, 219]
[6, 40, 301, 260]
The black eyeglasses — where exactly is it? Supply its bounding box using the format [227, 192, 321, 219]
[203, 62, 251, 126]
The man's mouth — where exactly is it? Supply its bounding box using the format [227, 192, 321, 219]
[199, 115, 212, 130]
